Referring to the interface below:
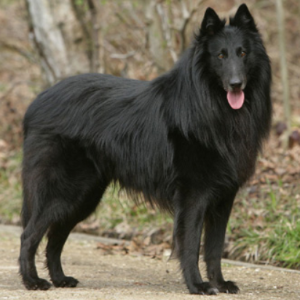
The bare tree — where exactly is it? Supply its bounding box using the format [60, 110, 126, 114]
[26, 0, 203, 82]
[276, 0, 291, 132]
[144, 0, 203, 72]
[25, 0, 95, 85]
[144, 0, 173, 71]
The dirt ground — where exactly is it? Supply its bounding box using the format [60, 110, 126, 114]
[0, 224, 300, 300]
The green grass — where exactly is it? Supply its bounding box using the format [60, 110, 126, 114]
[96, 185, 173, 231]
[268, 218, 300, 268]
[0, 151, 22, 223]
[229, 179, 300, 269]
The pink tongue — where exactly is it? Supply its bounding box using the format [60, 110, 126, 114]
[227, 91, 245, 109]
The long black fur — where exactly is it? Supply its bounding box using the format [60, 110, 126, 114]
[19, 4, 271, 295]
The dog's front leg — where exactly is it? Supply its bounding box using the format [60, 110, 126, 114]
[204, 189, 240, 293]
[172, 189, 218, 295]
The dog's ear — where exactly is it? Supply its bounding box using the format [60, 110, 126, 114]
[200, 7, 225, 36]
[230, 4, 257, 32]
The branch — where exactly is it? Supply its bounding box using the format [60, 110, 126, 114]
[71, 0, 93, 66]
[0, 81, 26, 105]
[156, 2, 177, 63]
[177, 0, 204, 53]
[0, 41, 36, 63]
[87, 0, 100, 72]
[110, 51, 135, 60]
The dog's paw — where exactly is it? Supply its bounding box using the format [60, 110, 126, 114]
[52, 276, 79, 288]
[217, 280, 239, 294]
[23, 278, 52, 290]
[189, 282, 219, 295]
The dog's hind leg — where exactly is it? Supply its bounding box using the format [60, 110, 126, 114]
[46, 183, 107, 288]
[204, 189, 239, 294]
[19, 212, 53, 290]
[46, 222, 79, 288]
[19, 136, 108, 290]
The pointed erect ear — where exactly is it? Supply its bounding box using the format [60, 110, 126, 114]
[230, 4, 257, 32]
[200, 7, 225, 36]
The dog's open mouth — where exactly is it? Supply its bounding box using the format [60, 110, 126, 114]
[227, 90, 245, 110]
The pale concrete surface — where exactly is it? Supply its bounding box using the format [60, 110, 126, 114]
[0, 225, 300, 299]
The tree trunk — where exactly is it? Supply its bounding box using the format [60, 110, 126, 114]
[144, 0, 173, 72]
[275, 0, 291, 133]
[26, 0, 91, 85]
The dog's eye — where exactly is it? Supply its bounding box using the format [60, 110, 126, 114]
[218, 53, 225, 59]
[241, 51, 246, 58]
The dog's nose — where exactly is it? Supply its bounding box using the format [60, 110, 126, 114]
[229, 79, 242, 90]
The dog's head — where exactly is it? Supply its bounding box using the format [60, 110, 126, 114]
[196, 4, 259, 110]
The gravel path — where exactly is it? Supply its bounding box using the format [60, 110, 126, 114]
[0, 225, 300, 300]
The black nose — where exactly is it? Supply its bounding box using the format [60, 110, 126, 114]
[229, 79, 242, 90]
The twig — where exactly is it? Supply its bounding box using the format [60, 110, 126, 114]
[99, 26, 105, 74]
[0, 81, 26, 102]
[71, 0, 93, 67]
[110, 51, 135, 60]
[127, 2, 146, 29]
[87, 0, 100, 73]
[0, 41, 36, 63]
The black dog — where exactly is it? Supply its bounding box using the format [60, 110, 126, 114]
[19, 4, 271, 295]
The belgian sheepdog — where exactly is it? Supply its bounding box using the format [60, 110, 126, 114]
[19, 4, 271, 295]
